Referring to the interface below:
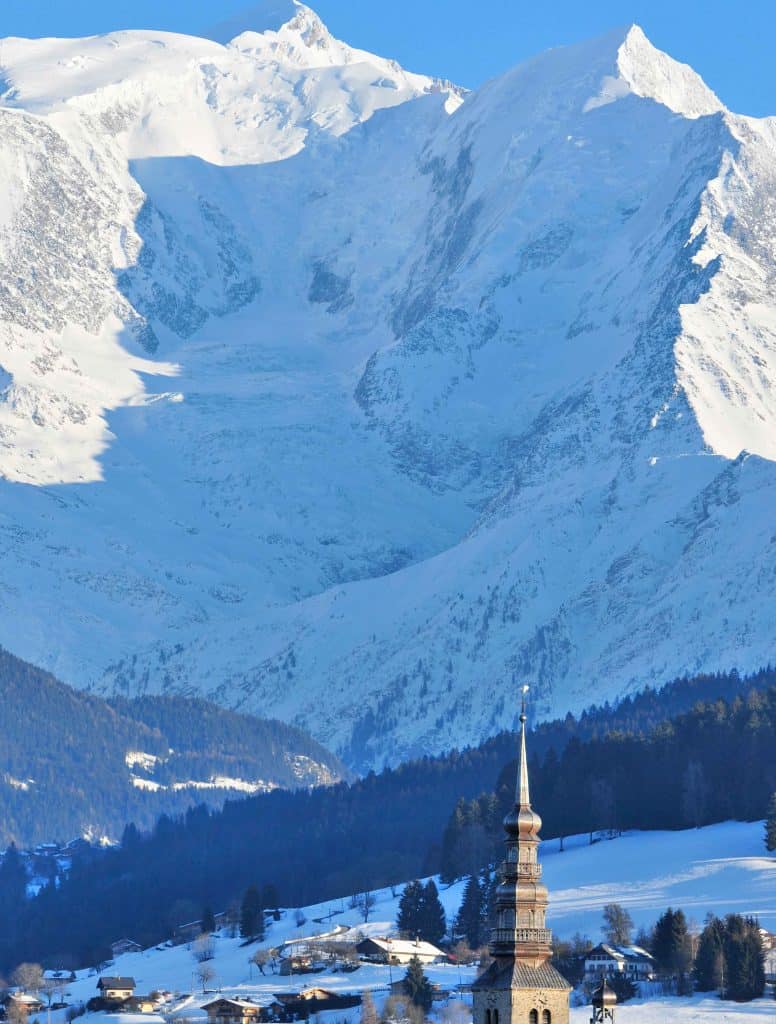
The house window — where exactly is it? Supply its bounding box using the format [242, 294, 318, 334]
[494, 1010, 499, 1024]
[529, 1011, 538, 1024]
[542, 1012, 551, 1024]
[486, 1010, 491, 1024]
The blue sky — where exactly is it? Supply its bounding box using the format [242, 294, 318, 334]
[1, 0, 773, 116]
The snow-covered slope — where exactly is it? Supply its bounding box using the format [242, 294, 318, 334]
[0, 8, 775, 768]
[44, 822, 775, 1024]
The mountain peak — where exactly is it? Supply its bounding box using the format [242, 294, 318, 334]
[584, 23, 724, 118]
[204, 1, 322, 46]
[204, 2, 370, 69]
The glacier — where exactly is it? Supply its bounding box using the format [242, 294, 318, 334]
[0, 3, 775, 769]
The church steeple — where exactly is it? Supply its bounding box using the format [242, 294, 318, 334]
[472, 685, 571, 1024]
[490, 686, 551, 967]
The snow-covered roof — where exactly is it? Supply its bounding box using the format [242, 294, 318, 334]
[588, 943, 653, 962]
[360, 937, 444, 957]
[203, 997, 277, 1010]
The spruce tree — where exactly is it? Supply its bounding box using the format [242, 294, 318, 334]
[397, 880, 423, 938]
[262, 883, 280, 912]
[201, 906, 216, 934]
[652, 907, 690, 976]
[765, 792, 776, 852]
[608, 973, 637, 1003]
[0, 844, 28, 919]
[240, 886, 262, 939]
[725, 915, 765, 1001]
[694, 915, 725, 992]
[652, 908, 674, 972]
[403, 956, 433, 1012]
[456, 875, 484, 948]
[419, 880, 446, 945]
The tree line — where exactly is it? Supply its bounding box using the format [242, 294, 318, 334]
[0, 676, 773, 973]
[439, 687, 776, 881]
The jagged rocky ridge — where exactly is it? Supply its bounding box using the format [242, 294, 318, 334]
[0, 6, 775, 769]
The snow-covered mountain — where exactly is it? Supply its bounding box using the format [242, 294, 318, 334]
[1, 4, 775, 769]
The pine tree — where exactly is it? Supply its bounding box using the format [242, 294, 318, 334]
[694, 915, 725, 992]
[403, 956, 433, 1012]
[262, 883, 280, 912]
[652, 907, 690, 976]
[0, 844, 28, 919]
[652, 908, 674, 972]
[240, 886, 262, 939]
[456, 875, 484, 948]
[201, 907, 216, 934]
[419, 879, 446, 945]
[725, 915, 765, 1001]
[765, 792, 776, 852]
[397, 880, 423, 938]
[608, 973, 637, 1003]
[121, 823, 141, 851]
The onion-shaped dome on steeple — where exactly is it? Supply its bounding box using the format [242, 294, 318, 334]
[591, 978, 618, 1009]
[503, 691, 542, 838]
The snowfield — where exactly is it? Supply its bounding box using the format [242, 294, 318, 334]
[42, 823, 774, 1024]
[1, 3, 776, 768]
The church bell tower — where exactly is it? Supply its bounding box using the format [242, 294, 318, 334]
[472, 687, 571, 1024]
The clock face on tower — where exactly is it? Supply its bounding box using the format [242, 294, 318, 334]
[537, 993, 548, 1008]
[486, 994, 498, 1008]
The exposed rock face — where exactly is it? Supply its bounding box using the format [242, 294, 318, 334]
[0, 8, 774, 769]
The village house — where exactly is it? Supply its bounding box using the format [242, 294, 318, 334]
[202, 997, 283, 1024]
[764, 944, 776, 986]
[174, 913, 228, 945]
[583, 944, 655, 983]
[277, 952, 321, 977]
[276, 926, 352, 974]
[273, 989, 361, 1020]
[97, 977, 137, 1001]
[356, 936, 446, 965]
[123, 995, 164, 1014]
[7, 993, 45, 1016]
[43, 969, 76, 984]
[111, 938, 143, 958]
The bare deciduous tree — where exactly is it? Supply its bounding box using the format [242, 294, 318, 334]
[601, 903, 634, 946]
[380, 995, 423, 1024]
[441, 1002, 470, 1024]
[250, 949, 272, 975]
[12, 965, 44, 995]
[196, 964, 216, 993]
[41, 979, 67, 1008]
[192, 934, 215, 963]
[6, 1001, 28, 1024]
[352, 891, 376, 923]
[357, 990, 376, 1024]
